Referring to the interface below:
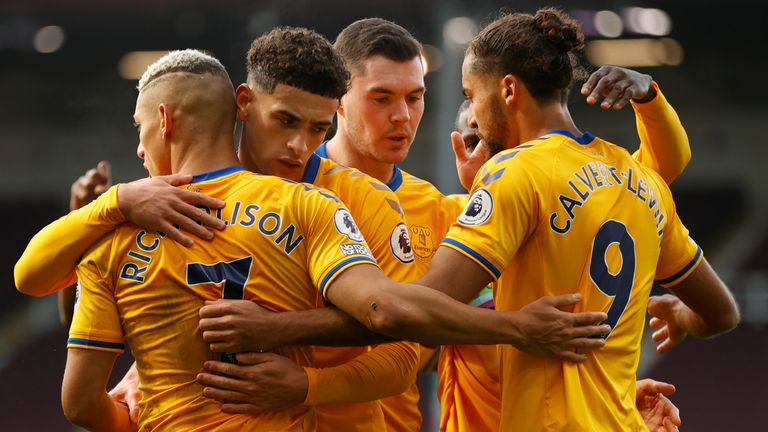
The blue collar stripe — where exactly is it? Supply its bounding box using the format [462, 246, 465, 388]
[546, 130, 596, 145]
[302, 153, 322, 184]
[387, 165, 403, 191]
[191, 165, 246, 183]
[315, 141, 330, 158]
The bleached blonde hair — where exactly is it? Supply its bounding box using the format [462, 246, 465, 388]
[137, 49, 231, 92]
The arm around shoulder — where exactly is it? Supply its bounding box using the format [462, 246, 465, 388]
[15, 185, 124, 296]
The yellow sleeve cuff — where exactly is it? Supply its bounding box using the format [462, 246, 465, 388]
[302, 367, 319, 406]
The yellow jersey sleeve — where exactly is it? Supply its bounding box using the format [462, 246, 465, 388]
[303, 341, 419, 405]
[653, 183, 703, 287]
[15, 184, 125, 296]
[309, 157, 417, 284]
[631, 81, 691, 184]
[68, 231, 125, 354]
[293, 185, 379, 299]
[442, 149, 539, 279]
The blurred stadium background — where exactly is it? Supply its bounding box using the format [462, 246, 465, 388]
[1, 0, 766, 430]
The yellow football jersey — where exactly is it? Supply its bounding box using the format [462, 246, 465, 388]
[386, 168, 465, 278]
[438, 83, 692, 432]
[400, 191, 501, 432]
[372, 164, 501, 432]
[68, 166, 379, 432]
[438, 286, 500, 432]
[380, 166, 468, 431]
[301, 153, 419, 431]
[442, 131, 702, 431]
[317, 144, 466, 430]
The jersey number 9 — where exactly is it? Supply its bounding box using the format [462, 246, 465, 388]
[588, 220, 635, 338]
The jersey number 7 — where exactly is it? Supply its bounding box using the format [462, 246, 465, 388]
[187, 256, 254, 363]
[187, 256, 254, 299]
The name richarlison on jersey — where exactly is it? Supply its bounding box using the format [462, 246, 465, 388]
[119, 202, 305, 283]
[549, 162, 666, 236]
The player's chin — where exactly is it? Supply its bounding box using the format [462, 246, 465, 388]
[273, 163, 304, 181]
[380, 147, 409, 165]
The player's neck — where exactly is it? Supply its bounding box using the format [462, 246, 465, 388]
[173, 136, 241, 176]
[514, 102, 581, 147]
[325, 134, 396, 185]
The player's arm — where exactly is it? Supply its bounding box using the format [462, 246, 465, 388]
[198, 254, 605, 359]
[63, 232, 133, 431]
[649, 188, 739, 352]
[303, 341, 419, 405]
[58, 162, 113, 326]
[199, 301, 393, 353]
[15, 184, 123, 296]
[630, 81, 690, 184]
[648, 258, 739, 352]
[14, 175, 224, 297]
[581, 65, 690, 183]
[200, 256, 607, 360]
[197, 342, 419, 411]
[326, 262, 609, 362]
[62, 348, 132, 432]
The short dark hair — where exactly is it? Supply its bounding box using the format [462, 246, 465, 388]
[468, 7, 588, 103]
[246, 26, 349, 99]
[334, 18, 422, 75]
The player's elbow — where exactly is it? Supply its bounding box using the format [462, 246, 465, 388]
[15, 259, 74, 297]
[696, 297, 740, 339]
[14, 261, 42, 296]
[710, 300, 740, 336]
[365, 293, 420, 340]
[62, 389, 100, 428]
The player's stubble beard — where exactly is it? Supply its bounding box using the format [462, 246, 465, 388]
[482, 96, 508, 157]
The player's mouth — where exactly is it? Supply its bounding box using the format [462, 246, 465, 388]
[276, 157, 304, 178]
[385, 133, 411, 146]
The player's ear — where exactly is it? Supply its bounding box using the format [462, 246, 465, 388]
[159, 103, 173, 139]
[337, 95, 346, 117]
[235, 84, 253, 122]
[501, 74, 518, 106]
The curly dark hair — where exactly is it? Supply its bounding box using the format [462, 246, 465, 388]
[246, 26, 349, 99]
[334, 18, 422, 75]
[468, 7, 588, 103]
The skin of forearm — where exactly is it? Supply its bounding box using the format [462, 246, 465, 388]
[69, 392, 132, 432]
[669, 259, 739, 337]
[64, 392, 133, 432]
[276, 306, 394, 347]
[677, 304, 736, 339]
[361, 281, 522, 347]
